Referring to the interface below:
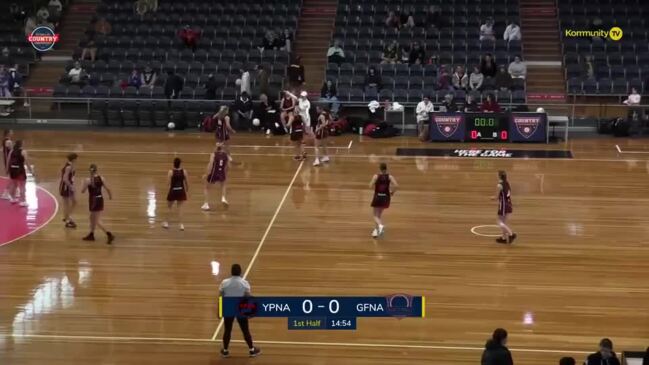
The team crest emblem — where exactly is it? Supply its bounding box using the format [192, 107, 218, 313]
[513, 116, 541, 139]
[385, 293, 414, 318]
[28, 26, 59, 52]
[434, 116, 461, 138]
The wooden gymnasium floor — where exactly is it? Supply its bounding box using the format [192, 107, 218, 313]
[1, 130, 648, 365]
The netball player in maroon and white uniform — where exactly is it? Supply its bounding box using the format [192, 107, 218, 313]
[1, 129, 14, 199]
[7, 140, 34, 207]
[313, 106, 331, 167]
[493, 170, 516, 244]
[369, 163, 398, 238]
[202, 143, 229, 211]
[279, 91, 295, 132]
[59, 153, 78, 228]
[163, 157, 188, 231]
[81, 164, 115, 244]
[287, 114, 305, 161]
[213, 106, 235, 161]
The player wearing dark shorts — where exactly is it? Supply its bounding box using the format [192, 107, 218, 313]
[164, 157, 188, 231]
[2, 129, 14, 199]
[288, 114, 305, 161]
[7, 140, 33, 207]
[213, 106, 235, 161]
[369, 163, 398, 238]
[313, 106, 331, 167]
[81, 164, 114, 244]
[202, 144, 229, 211]
[59, 153, 78, 228]
[494, 170, 516, 244]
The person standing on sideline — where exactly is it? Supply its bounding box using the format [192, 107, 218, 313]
[585, 338, 621, 365]
[59, 153, 78, 228]
[481, 328, 514, 365]
[415, 95, 434, 138]
[369, 163, 398, 238]
[1, 129, 14, 199]
[219, 263, 261, 358]
[492, 170, 516, 244]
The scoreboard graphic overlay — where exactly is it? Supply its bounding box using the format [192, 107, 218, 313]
[219, 295, 425, 331]
[429, 112, 547, 143]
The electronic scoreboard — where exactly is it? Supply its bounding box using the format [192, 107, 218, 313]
[219, 295, 425, 331]
[429, 112, 547, 143]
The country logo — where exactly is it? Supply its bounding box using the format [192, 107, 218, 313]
[28, 26, 59, 52]
[434, 115, 462, 138]
[512, 116, 541, 139]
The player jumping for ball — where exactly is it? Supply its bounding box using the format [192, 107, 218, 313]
[493, 170, 517, 244]
[369, 163, 398, 238]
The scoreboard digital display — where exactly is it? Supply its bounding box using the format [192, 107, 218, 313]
[219, 295, 425, 331]
[429, 112, 547, 143]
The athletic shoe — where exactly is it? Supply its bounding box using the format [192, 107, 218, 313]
[321, 156, 330, 163]
[313, 158, 321, 166]
[371, 228, 379, 238]
[106, 232, 115, 245]
[221, 197, 229, 206]
[65, 220, 77, 229]
[179, 224, 185, 231]
[201, 202, 210, 211]
[9, 198, 17, 204]
[227, 155, 233, 162]
[293, 155, 302, 161]
[496, 238, 508, 244]
[378, 224, 385, 236]
[82, 233, 95, 241]
[18, 201, 28, 207]
[220, 349, 230, 358]
[162, 221, 169, 229]
[508, 233, 517, 244]
[249, 347, 261, 357]
[266, 129, 271, 135]
[1, 191, 9, 200]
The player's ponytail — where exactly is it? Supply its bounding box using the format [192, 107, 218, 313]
[498, 170, 507, 182]
[380, 162, 387, 172]
[173, 157, 181, 168]
[3, 129, 11, 138]
[13, 140, 23, 152]
[67, 153, 78, 162]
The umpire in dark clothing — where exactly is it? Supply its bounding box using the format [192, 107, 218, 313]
[219, 264, 261, 358]
[481, 328, 514, 365]
[164, 70, 183, 99]
[584, 338, 620, 365]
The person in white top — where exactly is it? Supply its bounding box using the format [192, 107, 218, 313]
[68, 61, 85, 84]
[416, 95, 434, 137]
[623, 88, 641, 105]
[286, 90, 312, 129]
[238, 67, 251, 96]
[503, 21, 522, 41]
[480, 18, 496, 41]
[218, 264, 261, 358]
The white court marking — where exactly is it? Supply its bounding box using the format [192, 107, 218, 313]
[9, 334, 592, 355]
[210, 160, 305, 341]
[470, 225, 503, 238]
[615, 144, 649, 154]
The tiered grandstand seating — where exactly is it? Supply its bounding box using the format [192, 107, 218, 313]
[0, 7, 37, 71]
[326, 0, 525, 104]
[560, 0, 648, 96]
[56, 0, 302, 100]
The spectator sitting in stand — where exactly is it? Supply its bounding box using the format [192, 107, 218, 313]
[381, 41, 399, 64]
[95, 17, 112, 36]
[256, 93, 278, 135]
[503, 21, 522, 42]
[234, 92, 254, 129]
[67, 61, 87, 85]
[623, 87, 641, 105]
[408, 42, 426, 65]
[259, 31, 282, 51]
[400, 6, 416, 29]
[581, 55, 595, 80]
[8, 64, 22, 97]
[437, 65, 452, 91]
[141, 65, 157, 88]
[452, 65, 468, 90]
[36, 6, 50, 23]
[495, 64, 513, 91]
[320, 80, 340, 117]
[238, 66, 251, 96]
[205, 74, 218, 100]
[508, 56, 526, 79]
[469, 66, 484, 91]
[127, 69, 142, 89]
[399, 45, 410, 64]
[480, 18, 496, 41]
[164, 70, 183, 99]
[178, 25, 199, 52]
[385, 11, 401, 30]
[327, 40, 346, 65]
[441, 93, 458, 112]
[135, 0, 150, 18]
[1, 47, 14, 67]
[80, 37, 97, 62]
[480, 53, 497, 78]
[584, 339, 620, 365]
[48, 0, 63, 25]
[481, 93, 501, 112]
[364, 66, 383, 93]
[281, 28, 293, 52]
[464, 94, 480, 112]
[287, 56, 305, 89]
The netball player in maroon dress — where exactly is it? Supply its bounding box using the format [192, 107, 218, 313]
[287, 114, 305, 161]
[7, 140, 34, 207]
[369, 163, 398, 238]
[81, 164, 115, 244]
[213, 106, 235, 161]
[1, 129, 14, 199]
[202, 144, 229, 211]
[493, 170, 517, 244]
[59, 153, 78, 228]
[279, 91, 295, 132]
[164, 157, 188, 230]
[313, 106, 331, 167]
